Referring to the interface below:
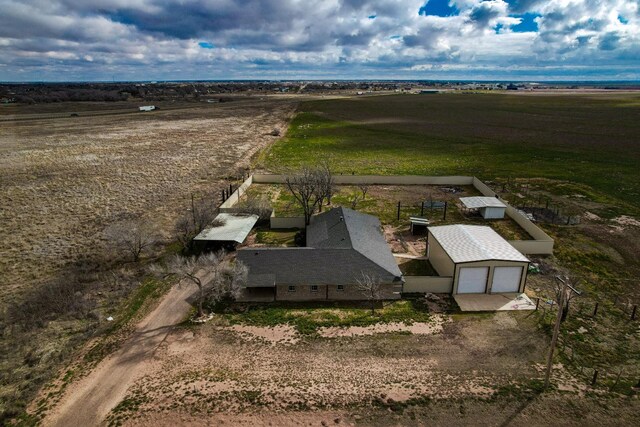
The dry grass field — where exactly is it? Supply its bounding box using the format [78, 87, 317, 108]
[0, 100, 294, 304]
[0, 98, 296, 421]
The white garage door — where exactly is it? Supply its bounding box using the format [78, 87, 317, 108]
[491, 266, 523, 293]
[457, 267, 489, 294]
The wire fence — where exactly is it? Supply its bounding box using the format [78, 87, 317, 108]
[533, 290, 640, 393]
[487, 180, 584, 226]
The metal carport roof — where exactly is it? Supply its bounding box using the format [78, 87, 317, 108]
[194, 213, 259, 244]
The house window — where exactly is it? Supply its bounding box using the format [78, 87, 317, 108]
[337, 285, 344, 291]
[311, 285, 319, 292]
[288, 285, 295, 292]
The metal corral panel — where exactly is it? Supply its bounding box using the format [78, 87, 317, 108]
[194, 213, 259, 244]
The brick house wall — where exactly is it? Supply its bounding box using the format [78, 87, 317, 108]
[275, 283, 402, 301]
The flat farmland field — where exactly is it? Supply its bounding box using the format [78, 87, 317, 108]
[261, 93, 640, 213]
[0, 100, 294, 304]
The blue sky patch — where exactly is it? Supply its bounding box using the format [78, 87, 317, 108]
[419, 0, 459, 17]
[511, 13, 540, 32]
[389, 35, 401, 39]
[198, 41, 215, 49]
[368, 14, 376, 19]
[618, 15, 628, 24]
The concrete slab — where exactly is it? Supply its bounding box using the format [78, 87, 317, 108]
[454, 293, 536, 312]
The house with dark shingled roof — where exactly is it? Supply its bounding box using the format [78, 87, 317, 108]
[236, 207, 404, 302]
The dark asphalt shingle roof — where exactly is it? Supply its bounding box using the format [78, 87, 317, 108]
[238, 207, 402, 287]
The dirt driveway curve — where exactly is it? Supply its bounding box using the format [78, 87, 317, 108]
[43, 278, 204, 427]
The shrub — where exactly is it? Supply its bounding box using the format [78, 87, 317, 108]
[6, 274, 94, 330]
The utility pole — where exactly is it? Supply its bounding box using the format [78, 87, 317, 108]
[544, 276, 567, 389]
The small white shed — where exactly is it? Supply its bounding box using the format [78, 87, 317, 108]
[459, 196, 507, 219]
[139, 105, 156, 112]
[427, 224, 529, 294]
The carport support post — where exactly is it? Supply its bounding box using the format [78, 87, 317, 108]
[397, 201, 401, 220]
[421, 201, 424, 216]
[632, 305, 637, 321]
[443, 202, 448, 220]
[544, 278, 567, 389]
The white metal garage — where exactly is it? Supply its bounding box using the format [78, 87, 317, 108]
[491, 266, 524, 293]
[426, 225, 530, 295]
[458, 267, 489, 293]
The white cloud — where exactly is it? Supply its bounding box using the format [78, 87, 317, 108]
[0, 0, 638, 80]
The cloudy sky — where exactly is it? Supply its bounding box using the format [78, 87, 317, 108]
[1, 0, 639, 81]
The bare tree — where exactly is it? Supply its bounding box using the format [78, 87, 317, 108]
[358, 184, 369, 200]
[350, 192, 363, 210]
[151, 252, 246, 318]
[105, 219, 158, 262]
[175, 195, 219, 250]
[209, 259, 248, 306]
[317, 160, 334, 207]
[285, 163, 334, 225]
[238, 195, 273, 224]
[357, 272, 384, 314]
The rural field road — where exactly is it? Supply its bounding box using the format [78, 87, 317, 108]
[43, 276, 208, 427]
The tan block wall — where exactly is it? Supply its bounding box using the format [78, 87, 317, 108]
[403, 276, 453, 293]
[254, 174, 475, 186]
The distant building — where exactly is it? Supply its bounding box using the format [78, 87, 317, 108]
[139, 105, 156, 112]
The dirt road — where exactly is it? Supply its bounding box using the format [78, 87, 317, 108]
[43, 279, 201, 426]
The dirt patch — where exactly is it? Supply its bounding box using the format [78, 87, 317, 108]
[228, 324, 300, 345]
[318, 315, 448, 338]
[612, 215, 640, 228]
[103, 312, 552, 425]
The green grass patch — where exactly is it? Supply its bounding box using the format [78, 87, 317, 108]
[260, 93, 640, 213]
[221, 299, 431, 335]
[254, 228, 299, 246]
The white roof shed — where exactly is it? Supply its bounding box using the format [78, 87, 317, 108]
[459, 196, 507, 219]
[194, 213, 259, 244]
